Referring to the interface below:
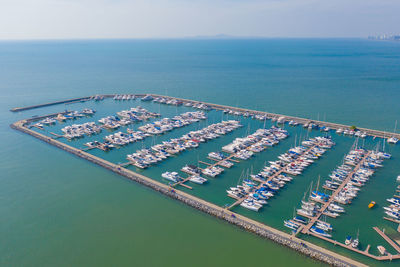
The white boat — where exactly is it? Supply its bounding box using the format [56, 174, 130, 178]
[345, 236, 352, 245]
[161, 171, 179, 182]
[351, 238, 359, 248]
[316, 221, 332, 231]
[328, 203, 345, 213]
[388, 121, 398, 144]
[284, 220, 299, 231]
[240, 201, 260, 211]
[189, 175, 207, 184]
[310, 226, 332, 238]
[351, 230, 359, 248]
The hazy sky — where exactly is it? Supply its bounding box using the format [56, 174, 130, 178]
[0, 0, 399, 40]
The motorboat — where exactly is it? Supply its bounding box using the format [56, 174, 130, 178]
[161, 171, 180, 182]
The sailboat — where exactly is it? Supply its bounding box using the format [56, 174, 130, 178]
[351, 229, 360, 248]
[388, 120, 399, 144]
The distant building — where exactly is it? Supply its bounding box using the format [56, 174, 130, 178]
[368, 34, 400, 41]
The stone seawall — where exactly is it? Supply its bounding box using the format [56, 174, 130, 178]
[11, 120, 365, 267]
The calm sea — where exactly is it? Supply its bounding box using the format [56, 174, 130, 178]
[1, 39, 400, 266]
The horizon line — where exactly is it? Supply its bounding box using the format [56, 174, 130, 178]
[0, 36, 370, 42]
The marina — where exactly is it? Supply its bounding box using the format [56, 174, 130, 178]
[10, 93, 400, 266]
[10, 117, 365, 267]
[226, 136, 334, 212]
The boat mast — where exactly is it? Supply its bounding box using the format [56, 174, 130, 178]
[309, 181, 313, 199]
[302, 191, 307, 202]
[263, 116, 267, 129]
[383, 132, 386, 151]
[237, 169, 244, 185]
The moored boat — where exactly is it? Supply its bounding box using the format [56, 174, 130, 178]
[345, 236, 352, 245]
[310, 226, 332, 238]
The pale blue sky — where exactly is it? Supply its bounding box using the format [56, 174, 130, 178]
[0, 0, 399, 39]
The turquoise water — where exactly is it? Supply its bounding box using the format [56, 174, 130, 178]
[1, 39, 400, 266]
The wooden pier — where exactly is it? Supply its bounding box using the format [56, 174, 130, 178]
[301, 151, 372, 234]
[31, 125, 44, 130]
[207, 157, 234, 168]
[50, 132, 64, 139]
[373, 227, 400, 253]
[308, 232, 400, 261]
[172, 176, 193, 189]
[199, 160, 212, 166]
[226, 144, 318, 210]
[383, 217, 400, 224]
[297, 152, 400, 261]
[204, 153, 239, 169]
[119, 162, 132, 167]
[171, 176, 193, 189]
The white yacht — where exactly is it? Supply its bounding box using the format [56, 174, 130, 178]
[189, 175, 207, 184]
[240, 200, 261, 211]
[388, 137, 399, 144]
[161, 171, 179, 182]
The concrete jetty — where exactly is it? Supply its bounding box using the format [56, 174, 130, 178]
[148, 94, 400, 140]
[10, 93, 400, 140]
[10, 117, 365, 267]
[10, 97, 92, 112]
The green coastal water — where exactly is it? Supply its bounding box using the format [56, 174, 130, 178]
[1, 39, 400, 266]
